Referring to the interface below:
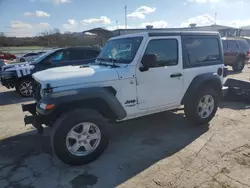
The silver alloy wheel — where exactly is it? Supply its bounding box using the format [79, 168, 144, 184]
[66, 122, 101, 156]
[197, 94, 215, 119]
[19, 81, 33, 96]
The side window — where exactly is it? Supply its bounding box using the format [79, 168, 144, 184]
[184, 38, 220, 64]
[222, 40, 227, 51]
[239, 40, 249, 52]
[144, 39, 178, 67]
[46, 50, 71, 62]
[85, 50, 100, 59]
[228, 41, 238, 52]
[72, 50, 86, 60]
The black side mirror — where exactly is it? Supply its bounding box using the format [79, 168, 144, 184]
[140, 54, 157, 72]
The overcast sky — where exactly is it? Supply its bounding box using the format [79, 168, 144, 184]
[0, 0, 249, 37]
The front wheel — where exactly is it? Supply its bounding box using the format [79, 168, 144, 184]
[51, 109, 109, 166]
[16, 78, 34, 97]
[184, 87, 219, 125]
[20, 58, 25, 62]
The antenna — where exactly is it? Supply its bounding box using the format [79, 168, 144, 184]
[125, 5, 127, 29]
[214, 13, 217, 25]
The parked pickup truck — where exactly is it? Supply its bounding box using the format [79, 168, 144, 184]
[0, 46, 100, 97]
[22, 31, 227, 165]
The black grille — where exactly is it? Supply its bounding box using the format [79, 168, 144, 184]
[33, 81, 42, 101]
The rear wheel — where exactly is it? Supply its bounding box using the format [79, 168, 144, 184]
[232, 59, 245, 72]
[20, 58, 25, 62]
[51, 108, 109, 166]
[184, 87, 219, 125]
[16, 78, 33, 97]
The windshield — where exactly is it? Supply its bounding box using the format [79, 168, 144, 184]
[31, 49, 58, 64]
[97, 37, 143, 64]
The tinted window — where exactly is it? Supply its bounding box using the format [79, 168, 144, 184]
[228, 40, 238, 51]
[85, 50, 99, 59]
[144, 39, 178, 67]
[72, 50, 86, 60]
[238, 40, 249, 52]
[45, 50, 71, 63]
[184, 38, 220, 64]
[222, 40, 227, 50]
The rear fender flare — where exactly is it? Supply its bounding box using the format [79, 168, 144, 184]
[181, 73, 222, 104]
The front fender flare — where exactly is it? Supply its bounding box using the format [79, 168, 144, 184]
[36, 87, 127, 120]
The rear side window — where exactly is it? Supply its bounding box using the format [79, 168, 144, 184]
[72, 50, 86, 60]
[184, 38, 220, 65]
[238, 40, 249, 52]
[85, 50, 100, 59]
[227, 40, 238, 51]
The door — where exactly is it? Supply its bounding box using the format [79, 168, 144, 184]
[225, 40, 238, 65]
[136, 36, 183, 110]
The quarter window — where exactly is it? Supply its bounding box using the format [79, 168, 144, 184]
[144, 39, 178, 67]
[184, 38, 220, 64]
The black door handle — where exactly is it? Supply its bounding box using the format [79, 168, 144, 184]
[170, 73, 182, 78]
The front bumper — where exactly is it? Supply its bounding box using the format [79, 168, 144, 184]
[222, 86, 228, 98]
[22, 103, 45, 134]
[0, 71, 16, 88]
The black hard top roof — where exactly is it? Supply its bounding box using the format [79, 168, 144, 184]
[148, 31, 220, 37]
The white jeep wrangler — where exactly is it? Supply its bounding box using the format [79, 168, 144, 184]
[22, 31, 227, 165]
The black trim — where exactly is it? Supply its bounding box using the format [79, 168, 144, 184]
[37, 87, 126, 120]
[22, 103, 37, 115]
[181, 73, 222, 104]
[148, 31, 220, 37]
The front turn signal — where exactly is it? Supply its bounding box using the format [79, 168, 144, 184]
[40, 103, 55, 110]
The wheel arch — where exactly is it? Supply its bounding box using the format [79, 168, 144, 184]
[181, 73, 222, 105]
[37, 87, 127, 121]
[237, 53, 246, 60]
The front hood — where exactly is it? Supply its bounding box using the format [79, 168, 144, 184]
[33, 65, 119, 88]
[2, 62, 30, 71]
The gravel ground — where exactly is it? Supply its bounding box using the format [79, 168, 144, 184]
[0, 67, 250, 188]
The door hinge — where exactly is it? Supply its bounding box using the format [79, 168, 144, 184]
[136, 79, 144, 85]
[137, 98, 145, 104]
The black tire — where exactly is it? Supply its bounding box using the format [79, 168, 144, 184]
[184, 87, 219, 125]
[232, 58, 245, 72]
[16, 78, 34, 97]
[51, 108, 109, 166]
[20, 58, 25, 62]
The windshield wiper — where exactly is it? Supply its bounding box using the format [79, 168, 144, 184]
[97, 58, 120, 68]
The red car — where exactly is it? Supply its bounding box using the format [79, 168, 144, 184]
[0, 52, 16, 60]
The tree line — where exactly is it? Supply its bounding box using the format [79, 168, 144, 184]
[0, 28, 103, 47]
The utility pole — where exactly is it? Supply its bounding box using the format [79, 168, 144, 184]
[116, 20, 118, 30]
[125, 5, 127, 29]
